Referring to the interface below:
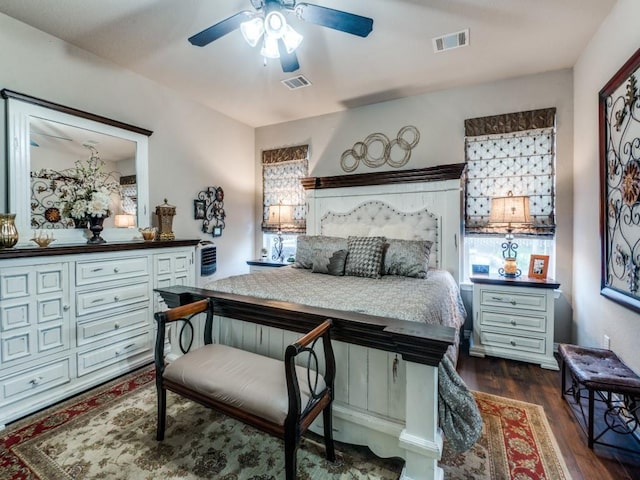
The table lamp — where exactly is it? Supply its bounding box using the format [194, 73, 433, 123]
[488, 192, 531, 278]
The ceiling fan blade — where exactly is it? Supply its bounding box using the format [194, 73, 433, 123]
[295, 3, 373, 37]
[278, 39, 300, 72]
[189, 11, 253, 47]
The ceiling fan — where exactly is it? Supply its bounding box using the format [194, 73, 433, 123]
[188, 0, 374, 73]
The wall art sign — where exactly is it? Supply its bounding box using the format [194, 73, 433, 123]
[600, 47, 640, 312]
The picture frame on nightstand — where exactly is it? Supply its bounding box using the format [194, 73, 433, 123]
[528, 254, 549, 279]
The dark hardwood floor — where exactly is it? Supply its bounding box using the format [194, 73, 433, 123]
[457, 350, 640, 480]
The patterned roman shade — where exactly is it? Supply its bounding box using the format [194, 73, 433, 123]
[464, 108, 556, 237]
[262, 145, 308, 233]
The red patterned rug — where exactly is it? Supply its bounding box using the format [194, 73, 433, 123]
[1, 367, 570, 479]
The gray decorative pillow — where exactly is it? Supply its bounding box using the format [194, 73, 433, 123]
[311, 249, 348, 276]
[293, 235, 348, 269]
[383, 239, 432, 278]
[344, 236, 386, 279]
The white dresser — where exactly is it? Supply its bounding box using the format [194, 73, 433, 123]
[469, 275, 560, 370]
[0, 240, 197, 427]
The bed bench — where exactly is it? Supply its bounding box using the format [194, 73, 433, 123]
[559, 343, 640, 452]
[154, 299, 336, 480]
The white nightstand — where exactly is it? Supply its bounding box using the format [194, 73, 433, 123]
[246, 259, 290, 273]
[469, 275, 560, 370]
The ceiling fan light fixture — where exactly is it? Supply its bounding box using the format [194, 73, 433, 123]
[261, 34, 280, 59]
[282, 25, 303, 54]
[240, 17, 265, 47]
[264, 10, 287, 38]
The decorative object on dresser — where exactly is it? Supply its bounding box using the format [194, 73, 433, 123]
[0, 213, 19, 248]
[488, 191, 531, 277]
[139, 227, 157, 241]
[469, 275, 560, 370]
[0, 240, 198, 428]
[114, 214, 135, 228]
[194, 186, 225, 237]
[30, 230, 55, 248]
[600, 47, 640, 313]
[155, 199, 176, 240]
[340, 125, 420, 173]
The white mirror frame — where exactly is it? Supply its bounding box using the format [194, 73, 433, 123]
[4, 92, 151, 245]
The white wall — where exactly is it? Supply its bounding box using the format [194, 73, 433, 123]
[573, 0, 640, 372]
[0, 13, 255, 279]
[256, 70, 575, 341]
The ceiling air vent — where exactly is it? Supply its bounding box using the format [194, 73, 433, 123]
[281, 75, 312, 90]
[432, 29, 469, 53]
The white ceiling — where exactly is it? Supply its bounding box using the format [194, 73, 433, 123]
[0, 0, 616, 128]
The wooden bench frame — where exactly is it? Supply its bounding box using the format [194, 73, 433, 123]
[154, 299, 336, 479]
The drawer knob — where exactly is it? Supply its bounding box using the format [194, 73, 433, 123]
[510, 320, 516, 326]
[30, 376, 43, 386]
[114, 323, 120, 330]
[63, 304, 70, 311]
[114, 295, 120, 302]
[114, 267, 120, 273]
[510, 340, 516, 346]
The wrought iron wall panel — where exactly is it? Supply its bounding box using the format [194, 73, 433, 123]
[600, 47, 640, 312]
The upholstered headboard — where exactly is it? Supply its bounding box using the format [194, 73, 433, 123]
[303, 166, 463, 281]
[320, 200, 440, 268]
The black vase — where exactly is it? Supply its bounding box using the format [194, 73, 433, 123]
[73, 216, 88, 229]
[87, 216, 107, 244]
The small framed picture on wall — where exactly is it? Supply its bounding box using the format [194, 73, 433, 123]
[528, 254, 549, 279]
[194, 200, 206, 220]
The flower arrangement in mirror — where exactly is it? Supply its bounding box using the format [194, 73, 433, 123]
[58, 145, 121, 227]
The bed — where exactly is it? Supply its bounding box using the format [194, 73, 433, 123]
[157, 164, 471, 480]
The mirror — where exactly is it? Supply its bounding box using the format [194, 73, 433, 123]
[2, 90, 152, 245]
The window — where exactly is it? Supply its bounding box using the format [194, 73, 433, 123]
[261, 145, 308, 260]
[463, 108, 556, 282]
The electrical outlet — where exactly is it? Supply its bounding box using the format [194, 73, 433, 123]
[603, 334, 611, 349]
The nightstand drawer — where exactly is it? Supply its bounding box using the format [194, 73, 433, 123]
[479, 289, 546, 311]
[480, 330, 546, 354]
[479, 310, 546, 333]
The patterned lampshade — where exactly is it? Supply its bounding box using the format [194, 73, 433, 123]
[489, 192, 531, 226]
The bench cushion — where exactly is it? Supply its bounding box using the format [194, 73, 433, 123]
[558, 344, 640, 397]
[163, 344, 326, 426]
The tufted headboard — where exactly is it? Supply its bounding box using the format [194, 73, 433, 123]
[320, 200, 440, 268]
[304, 168, 463, 281]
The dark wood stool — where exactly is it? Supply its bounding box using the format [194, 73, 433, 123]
[559, 343, 640, 453]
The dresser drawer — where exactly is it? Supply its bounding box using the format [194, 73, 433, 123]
[77, 331, 151, 377]
[76, 257, 149, 286]
[0, 358, 70, 405]
[76, 282, 149, 317]
[479, 289, 546, 312]
[480, 329, 546, 354]
[77, 307, 150, 346]
[479, 310, 546, 333]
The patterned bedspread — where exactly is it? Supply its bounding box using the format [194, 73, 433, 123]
[204, 267, 466, 332]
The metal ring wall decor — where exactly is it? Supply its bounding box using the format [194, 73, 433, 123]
[340, 125, 420, 172]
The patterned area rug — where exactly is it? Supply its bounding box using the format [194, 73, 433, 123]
[1, 367, 571, 480]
